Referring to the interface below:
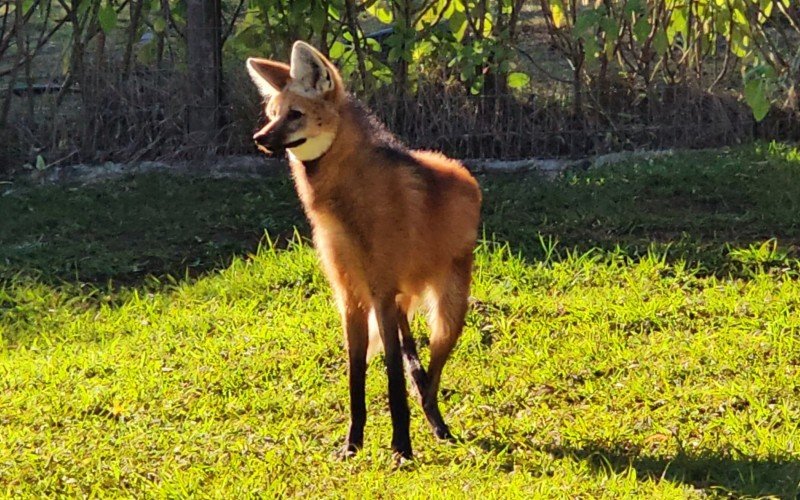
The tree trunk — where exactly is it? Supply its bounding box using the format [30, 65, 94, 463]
[186, 0, 222, 150]
[122, 0, 144, 78]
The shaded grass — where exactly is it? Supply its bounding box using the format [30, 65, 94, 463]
[1, 143, 800, 496]
[0, 172, 307, 284]
[480, 142, 800, 275]
[1, 142, 799, 285]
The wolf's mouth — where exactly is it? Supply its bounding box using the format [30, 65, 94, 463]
[255, 137, 308, 156]
[283, 138, 307, 149]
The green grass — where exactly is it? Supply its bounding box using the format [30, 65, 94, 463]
[2, 143, 800, 497]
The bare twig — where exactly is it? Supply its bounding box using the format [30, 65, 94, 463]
[222, 0, 245, 44]
[708, 3, 735, 91]
[515, 46, 571, 84]
[344, 0, 369, 91]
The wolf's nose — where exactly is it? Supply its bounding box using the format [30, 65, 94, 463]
[253, 130, 273, 147]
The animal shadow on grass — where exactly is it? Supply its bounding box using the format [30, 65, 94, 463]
[422, 433, 799, 497]
[542, 441, 800, 498]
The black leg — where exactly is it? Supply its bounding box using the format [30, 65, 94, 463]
[399, 312, 453, 440]
[399, 313, 429, 404]
[377, 298, 412, 459]
[341, 311, 368, 458]
[422, 361, 454, 441]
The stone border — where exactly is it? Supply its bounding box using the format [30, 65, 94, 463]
[17, 149, 678, 185]
[464, 149, 677, 177]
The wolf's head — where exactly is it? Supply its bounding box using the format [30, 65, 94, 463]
[246, 41, 345, 161]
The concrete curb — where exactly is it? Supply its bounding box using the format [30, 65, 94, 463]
[20, 149, 678, 185]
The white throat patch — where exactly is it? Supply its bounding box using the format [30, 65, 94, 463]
[288, 132, 335, 162]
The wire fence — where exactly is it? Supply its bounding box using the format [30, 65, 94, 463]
[365, 82, 764, 159]
[2, 65, 799, 171]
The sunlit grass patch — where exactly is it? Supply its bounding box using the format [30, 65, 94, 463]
[2, 143, 800, 496]
[2, 237, 799, 497]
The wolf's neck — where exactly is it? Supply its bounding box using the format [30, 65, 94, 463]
[288, 99, 380, 202]
[287, 131, 336, 162]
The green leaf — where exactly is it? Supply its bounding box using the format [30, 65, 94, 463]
[388, 46, 402, 63]
[61, 46, 72, 75]
[469, 79, 482, 95]
[460, 64, 475, 82]
[604, 37, 615, 59]
[574, 10, 600, 37]
[310, 4, 326, 34]
[77, 0, 91, 19]
[328, 41, 346, 59]
[732, 6, 748, 28]
[152, 16, 166, 34]
[371, 63, 393, 84]
[136, 38, 157, 64]
[444, 0, 458, 18]
[98, 4, 118, 34]
[35, 155, 46, 171]
[481, 11, 493, 37]
[507, 72, 530, 89]
[652, 28, 668, 54]
[416, 0, 443, 28]
[759, 0, 773, 20]
[633, 17, 650, 42]
[171, 0, 186, 21]
[624, 0, 645, 16]
[583, 37, 600, 63]
[550, 0, 567, 29]
[448, 10, 468, 41]
[366, 1, 393, 24]
[746, 63, 777, 80]
[715, 9, 732, 37]
[365, 38, 381, 52]
[744, 79, 769, 121]
[412, 40, 434, 61]
[731, 33, 750, 58]
[234, 25, 262, 50]
[327, 2, 341, 21]
[600, 16, 619, 40]
[667, 6, 687, 44]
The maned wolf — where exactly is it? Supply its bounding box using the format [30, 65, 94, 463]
[246, 41, 481, 461]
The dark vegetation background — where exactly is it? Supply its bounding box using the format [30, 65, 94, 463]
[1, 0, 799, 175]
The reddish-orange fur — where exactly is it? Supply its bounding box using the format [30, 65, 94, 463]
[247, 41, 481, 459]
[294, 108, 481, 319]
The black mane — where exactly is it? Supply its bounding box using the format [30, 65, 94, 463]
[345, 95, 410, 155]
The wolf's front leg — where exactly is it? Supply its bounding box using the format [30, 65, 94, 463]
[341, 308, 368, 458]
[376, 296, 412, 460]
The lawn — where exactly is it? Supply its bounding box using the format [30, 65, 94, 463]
[1, 143, 800, 497]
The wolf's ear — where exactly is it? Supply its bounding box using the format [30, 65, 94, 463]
[289, 41, 341, 97]
[246, 58, 291, 97]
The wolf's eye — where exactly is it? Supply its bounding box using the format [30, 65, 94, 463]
[287, 109, 304, 121]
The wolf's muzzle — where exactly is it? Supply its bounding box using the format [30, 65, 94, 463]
[253, 129, 306, 155]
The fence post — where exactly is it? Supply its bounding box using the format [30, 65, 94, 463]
[186, 0, 222, 150]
